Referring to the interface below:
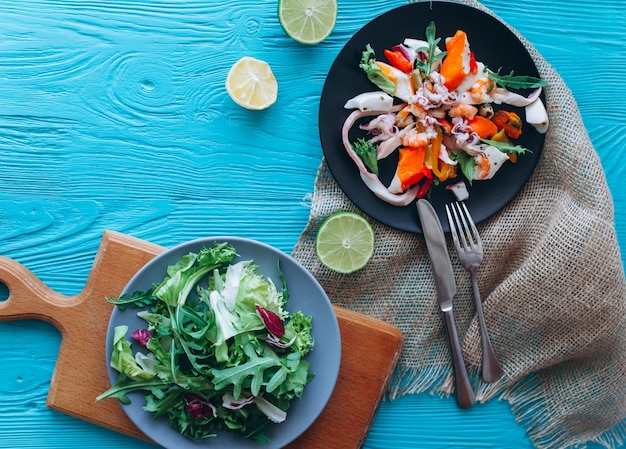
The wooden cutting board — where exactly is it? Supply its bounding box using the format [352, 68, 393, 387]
[0, 230, 403, 449]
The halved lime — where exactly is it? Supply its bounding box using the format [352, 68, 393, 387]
[315, 212, 374, 274]
[278, 0, 337, 45]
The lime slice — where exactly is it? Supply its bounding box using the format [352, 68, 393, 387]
[225, 57, 278, 110]
[315, 212, 375, 274]
[278, 0, 337, 45]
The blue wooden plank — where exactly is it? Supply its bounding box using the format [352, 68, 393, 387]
[0, 0, 624, 448]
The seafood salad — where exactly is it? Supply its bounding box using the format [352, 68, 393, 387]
[342, 21, 549, 205]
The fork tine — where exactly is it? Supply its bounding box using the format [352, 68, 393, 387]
[457, 202, 482, 251]
[446, 202, 481, 252]
[445, 204, 461, 248]
[447, 203, 469, 251]
[454, 202, 471, 249]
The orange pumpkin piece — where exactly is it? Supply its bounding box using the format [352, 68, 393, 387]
[439, 30, 471, 91]
[467, 115, 498, 139]
[397, 146, 428, 191]
[492, 110, 523, 139]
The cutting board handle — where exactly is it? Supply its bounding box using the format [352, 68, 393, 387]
[0, 231, 164, 334]
[0, 255, 79, 328]
[0, 231, 165, 441]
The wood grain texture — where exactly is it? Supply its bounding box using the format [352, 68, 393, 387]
[0, 0, 624, 448]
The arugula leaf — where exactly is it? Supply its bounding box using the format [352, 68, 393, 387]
[145, 389, 220, 440]
[484, 66, 548, 90]
[95, 373, 165, 404]
[211, 338, 281, 399]
[352, 138, 379, 174]
[449, 150, 476, 184]
[414, 21, 446, 77]
[278, 259, 289, 306]
[144, 387, 185, 419]
[359, 44, 395, 95]
[106, 290, 156, 311]
[278, 356, 312, 399]
[480, 138, 532, 154]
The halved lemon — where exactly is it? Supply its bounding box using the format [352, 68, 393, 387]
[225, 57, 278, 110]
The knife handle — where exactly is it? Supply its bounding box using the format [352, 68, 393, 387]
[442, 309, 476, 408]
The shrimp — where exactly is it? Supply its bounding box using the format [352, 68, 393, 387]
[402, 128, 429, 148]
[469, 79, 494, 103]
[395, 106, 415, 128]
[449, 103, 478, 120]
[396, 103, 427, 128]
[474, 152, 491, 180]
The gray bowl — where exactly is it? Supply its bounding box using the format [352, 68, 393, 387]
[104, 236, 341, 449]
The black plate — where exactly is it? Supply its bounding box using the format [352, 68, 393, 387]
[319, 1, 545, 233]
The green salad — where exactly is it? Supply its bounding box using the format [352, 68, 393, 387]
[96, 242, 315, 444]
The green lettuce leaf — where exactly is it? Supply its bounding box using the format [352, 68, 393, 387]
[109, 325, 156, 381]
[154, 243, 238, 307]
[283, 311, 314, 356]
[352, 138, 379, 175]
[359, 44, 395, 95]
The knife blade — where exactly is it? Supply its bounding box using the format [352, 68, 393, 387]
[417, 199, 476, 408]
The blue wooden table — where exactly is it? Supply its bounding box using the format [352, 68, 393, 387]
[1, 1, 624, 448]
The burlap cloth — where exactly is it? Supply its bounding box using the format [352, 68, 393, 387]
[291, 1, 626, 448]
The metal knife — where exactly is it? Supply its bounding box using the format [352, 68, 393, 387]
[417, 199, 476, 408]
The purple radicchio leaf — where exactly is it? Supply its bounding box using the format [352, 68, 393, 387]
[184, 394, 217, 420]
[130, 328, 152, 346]
[255, 305, 285, 338]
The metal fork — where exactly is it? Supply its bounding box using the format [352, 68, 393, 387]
[446, 202, 503, 383]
